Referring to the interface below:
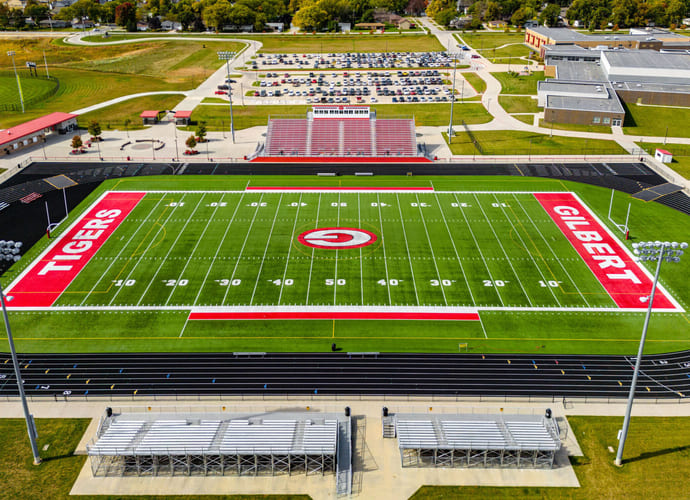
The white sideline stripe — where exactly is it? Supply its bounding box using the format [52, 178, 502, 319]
[8, 305, 682, 313]
[112, 190, 566, 194]
[570, 192, 685, 313]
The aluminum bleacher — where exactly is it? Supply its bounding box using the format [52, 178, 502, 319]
[87, 410, 348, 482]
[395, 412, 561, 469]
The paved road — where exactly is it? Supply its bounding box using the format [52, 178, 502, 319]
[1, 351, 688, 398]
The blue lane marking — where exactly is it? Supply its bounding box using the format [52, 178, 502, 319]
[85, 390, 88, 395]
[119, 368, 124, 374]
[166, 373, 170, 379]
[264, 384, 268, 389]
[212, 379, 216, 384]
[73, 364, 77, 369]
[582, 365, 586, 370]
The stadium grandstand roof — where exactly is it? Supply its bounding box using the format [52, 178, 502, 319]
[0, 112, 78, 148]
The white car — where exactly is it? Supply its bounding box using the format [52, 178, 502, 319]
[370, 97, 377, 103]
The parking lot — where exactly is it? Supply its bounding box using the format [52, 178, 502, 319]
[251, 51, 457, 70]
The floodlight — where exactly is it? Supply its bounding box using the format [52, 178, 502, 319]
[681, 242, 688, 249]
[632, 243, 639, 249]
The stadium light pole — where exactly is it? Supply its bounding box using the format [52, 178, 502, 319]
[0, 281, 41, 465]
[218, 51, 236, 144]
[7, 51, 25, 113]
[447, 53, 457, 138]
[614, 240, 687, 467]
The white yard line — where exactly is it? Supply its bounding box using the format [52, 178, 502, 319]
[222, 193, 265, 305]
[491, 193, 561, 307]
[434, 193, 475, 306]
[192, 192, 246, 306]
[512, 194, 591, 307]
[164, 193, 226, 306]
[334, 192, 341, 305]
[249, 194, 284, 305]
[395, 193, 420, 306]
[135, 194, 207, 306]
[358, 193, 364, 305]
[376, 194, 392, 305]
[415, 193, 448, 306]
[472, 193, 533, 307]
[78, 193, 166, 306]
[305, 194, 322, 305]
[452, 193, 505, 307]
[278, 194, 303, 305]
[107, 193, 190, 306]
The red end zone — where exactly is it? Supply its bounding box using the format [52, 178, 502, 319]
[188, 311, 480, 321]
[534, 192, 676, 310]
[5, 192, 145, 308]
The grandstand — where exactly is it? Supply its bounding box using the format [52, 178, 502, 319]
[392, 412, 561, 469]
[87, 409, 352, 494]
[258, 106, 424, 162]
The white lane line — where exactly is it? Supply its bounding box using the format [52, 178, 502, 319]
[278, 193, 303, 305]
[136, 194, 207, 306]
[305, 194, 322, 305]
[435, 192, 475, 306]
[249, 193, 284, 305]
[415, 193, 447, 306]
[451, 193, 504, 307]
[107, 193, 189, 306]
[395, 193, 419, 306]
[79, 193, 166, 306]
[472, 193, 533, 307]
[192, 192, 246, 306]
[491, 193, 560, 307]
[222, 193, 265, 305]
[512, 194, 590, 307]
[164, 193, 226, 306]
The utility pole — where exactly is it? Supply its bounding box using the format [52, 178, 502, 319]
[0, 281, 41, 465]
[7, 51, 25, 113]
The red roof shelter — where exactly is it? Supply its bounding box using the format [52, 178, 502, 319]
[174, 110, 193, 125]
[140, 110, 162, 124]
[1, 112, 78, 149]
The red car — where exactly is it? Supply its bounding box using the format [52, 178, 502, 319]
[214, 90, 228, 95]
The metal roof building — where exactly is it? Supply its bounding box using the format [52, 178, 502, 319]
[393, 412, 561, 469]
[87, 409, 352, 494]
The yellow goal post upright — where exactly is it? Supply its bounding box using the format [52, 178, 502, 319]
[458, 343, 468, 352]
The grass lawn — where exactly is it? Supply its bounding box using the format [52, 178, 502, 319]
[191, 102, 492, 130]
[491, 71, 544, 95]
[0, 74, 58, 109]
[462, 72, 486, 94]
[0, 418, 308, 500]
[455, 32, 526, 50]
[78, 94, 186, 131]
[636, 142, 690, 179]
[512, 114, 535, 125]
[446, 129, 627, 156]
[86, 33, 444, 54]
[480, 44, 533, 59]
[498, 95, 540, 114]
[539, 119, 613, 134]
[411, 416, 690, 499]
[622, 103, 690, 138]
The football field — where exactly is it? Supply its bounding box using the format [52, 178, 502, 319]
[7, 188, 680, 314]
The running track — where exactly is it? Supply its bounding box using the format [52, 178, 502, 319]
[1, 351, 689, 399]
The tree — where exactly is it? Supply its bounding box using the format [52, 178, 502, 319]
[186, 134, 197, 149]
[196, 121, 207, 142]
[484, 1, 501, 20]
[71, 135, 83, 150]
[435, 7, 457, 25]
[293, 2, 329, 30]
[148, 15, 161, 30]
[192, 15, 206, 31]
[510, 5, 531, 26]
[204, 0, 232, 30]
[539, 3, 560, 26]
[115, 2, 136, 27]
[228, 3, 255, 26]
[425, 0, 453, 20]
[87, 120, 102, 141]
[24, 0, 49, 22]
[405, 0, 425, 15]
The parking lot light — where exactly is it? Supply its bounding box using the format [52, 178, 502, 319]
[217, 51, 236, 144]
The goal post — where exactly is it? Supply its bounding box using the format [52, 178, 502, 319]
[458, 343, 468, 352]
[607, 189, 631, 238]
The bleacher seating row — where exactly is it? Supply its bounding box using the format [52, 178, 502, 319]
[265, 118, 416, 157]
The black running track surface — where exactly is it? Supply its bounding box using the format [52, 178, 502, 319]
[2, 351, 689, 399]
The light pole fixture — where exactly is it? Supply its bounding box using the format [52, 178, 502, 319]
[218, 51, 236, 144]
[7, 51, 25, 113]
[447, 53, 458, 138]
[0, 281, 41, 465]
[614, 240, 687, 467]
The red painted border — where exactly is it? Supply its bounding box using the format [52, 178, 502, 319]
[189, 311, 480, 321]
[6, 192, 145, 308]
[534, 193, 675, 310]
[250, 156, 432, 163]
[246, 186, 433, 191]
